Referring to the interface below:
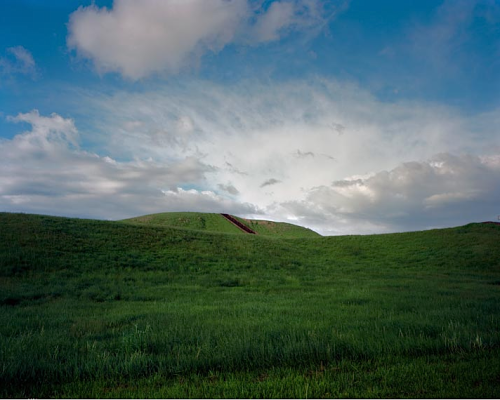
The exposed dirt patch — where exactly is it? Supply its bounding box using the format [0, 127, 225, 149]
[221, 214, 256, 234]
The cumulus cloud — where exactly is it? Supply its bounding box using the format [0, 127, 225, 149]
[276, 153, 500, 234]
[0, 110, 241, 219]
[6, 109, 79, 147]
[0, 46, 38, 79]
[67, 0, 333, 79]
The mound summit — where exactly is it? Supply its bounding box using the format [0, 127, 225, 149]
[122, 212, 321, 238]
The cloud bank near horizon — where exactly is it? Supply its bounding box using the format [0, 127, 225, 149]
[2, 78, 500, 235]
[0, 109, 260, 221]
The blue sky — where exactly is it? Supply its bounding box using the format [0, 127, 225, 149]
[1, 0, 499, 235]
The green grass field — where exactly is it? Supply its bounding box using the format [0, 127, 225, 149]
[232, 215, 320, 238]
[1, 212, 500, 398]
[122, 211, 320, 238]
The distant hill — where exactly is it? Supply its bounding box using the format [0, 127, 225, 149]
[121, 212, 321, 238]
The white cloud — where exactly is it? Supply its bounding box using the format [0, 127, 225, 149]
[161, 187, 259, 214]
[280, 153, 500, 234]
[8, 46, 36, 71]
[251, 1, 296, 42]
[6, 109, 79, 148]
[0, 110, 230, 219]
[0, 46, 38, 79]
[67, 0, 332, 80]
[86, 78, 497, 191]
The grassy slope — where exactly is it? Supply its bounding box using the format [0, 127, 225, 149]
[122, 211, 320, 238]
[1, 212, 500, 398]
[234, 216, 320, 238]
[122, 212, 243, 235]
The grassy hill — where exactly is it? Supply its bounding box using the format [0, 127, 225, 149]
[233, 215, 320, 237]
[122, 211, 320, 238]
[1, 212, 500, 398]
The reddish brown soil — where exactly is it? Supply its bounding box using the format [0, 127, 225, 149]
[220, 214, 256, 234]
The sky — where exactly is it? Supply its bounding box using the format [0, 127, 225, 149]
[0, 0, 499, 235]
